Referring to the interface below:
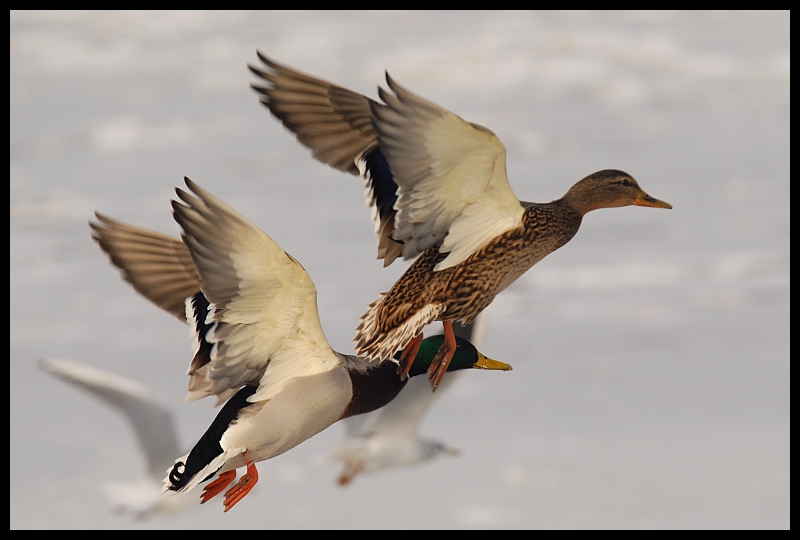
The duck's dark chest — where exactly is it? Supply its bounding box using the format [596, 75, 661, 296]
[340, 362, 407, 419]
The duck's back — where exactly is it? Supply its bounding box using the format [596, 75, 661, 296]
[375, 201, 583, 327]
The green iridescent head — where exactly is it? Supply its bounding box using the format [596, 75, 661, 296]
[402, 335, 511, 377]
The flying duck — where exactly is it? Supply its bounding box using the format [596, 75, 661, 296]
[91, 178, 510, 511]
[249, 54, 672, 389]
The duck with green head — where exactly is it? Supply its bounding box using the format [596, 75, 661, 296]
[249, 54, 672, 390]
[165, 331, 506, 511]
[91, 178, 510, 512]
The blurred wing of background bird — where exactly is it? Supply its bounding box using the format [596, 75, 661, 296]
[39, 358, 196, 517]
[40, 358, 181, 477]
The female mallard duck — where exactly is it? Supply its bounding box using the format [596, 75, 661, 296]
[249, 54, 672, 389]
[90, 178, 510, 512]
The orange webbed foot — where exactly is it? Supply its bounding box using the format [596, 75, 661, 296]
[200, 470, 237, 504]
[428, 320, 457, 391]
[223, 460, 259, 512]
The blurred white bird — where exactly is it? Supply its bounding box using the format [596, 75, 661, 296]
[329, 313, 489, 486]
[38, 358, 195, 518]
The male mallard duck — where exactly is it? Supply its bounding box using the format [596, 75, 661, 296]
[249, 54, 672, 389]
[91, 178, 510, 512]
[92, 197, 494, 491]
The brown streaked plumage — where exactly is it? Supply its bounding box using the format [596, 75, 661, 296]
[355, 200, 582, 358]
[249, 54, 672, 389]
[355, 170, 672, 383]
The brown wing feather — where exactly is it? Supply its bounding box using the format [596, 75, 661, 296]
[248, 52, 379, 174]
[90, 213, 199, 321]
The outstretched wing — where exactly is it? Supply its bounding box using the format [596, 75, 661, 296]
[249, 52, 377, 174]
[90, 213, 199, 322]
[249, 53, 403, 264]
[373, 75, 525, 271]
[172, 177, 341, 403]
[39, 358, 181, 478]
[250, 55, 525, 271]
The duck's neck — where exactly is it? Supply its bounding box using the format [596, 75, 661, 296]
[559, 187, 607, 215]
[339, 361, 408, 419]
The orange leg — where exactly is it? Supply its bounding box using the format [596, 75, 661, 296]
[396, 332, 423, 381]
[336, 460, 365, 487]
[223, 459, 259, 512]
[200, 470, 237, 504]
[428, 320, 457, 391]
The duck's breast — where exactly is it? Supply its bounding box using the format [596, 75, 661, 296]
[441, 204, 582, 320]
[220, 367, 353, 463]
[488, 203, 582, 292]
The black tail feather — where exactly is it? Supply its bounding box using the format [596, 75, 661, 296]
[166, 385, 258, 491]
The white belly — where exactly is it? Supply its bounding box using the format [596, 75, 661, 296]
[218, 367, 353, 470]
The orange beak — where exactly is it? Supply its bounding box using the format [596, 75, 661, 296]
[634, 193, 672, 209]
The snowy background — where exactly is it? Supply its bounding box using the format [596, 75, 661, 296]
[10, 11, 789, 529]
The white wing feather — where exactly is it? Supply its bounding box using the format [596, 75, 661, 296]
[373, 76, 524, 270]
[173, 178, 340, 403]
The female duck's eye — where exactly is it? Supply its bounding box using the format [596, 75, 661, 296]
[620, 179, 632, 187]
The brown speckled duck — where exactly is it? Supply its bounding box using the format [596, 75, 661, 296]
[249, 54, 672, 390]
